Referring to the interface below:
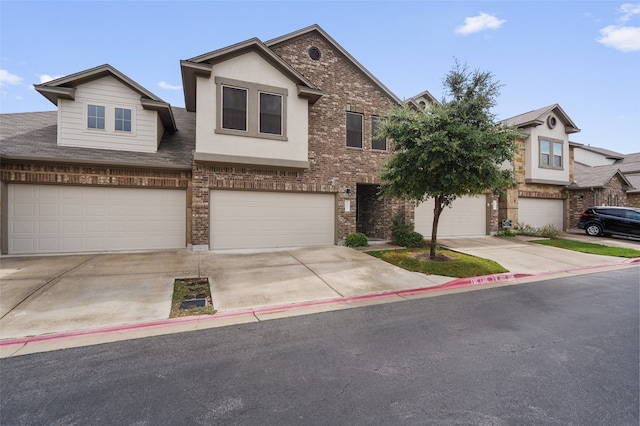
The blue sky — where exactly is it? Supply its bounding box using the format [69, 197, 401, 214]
[1, 1, 639, 153]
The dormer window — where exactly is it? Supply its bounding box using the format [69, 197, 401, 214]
[115, 108, 132, 132]
[87, 105, 105, 129]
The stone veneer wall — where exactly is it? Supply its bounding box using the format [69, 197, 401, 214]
[191, 31, 414, 247]
[498, 139, 570, 230]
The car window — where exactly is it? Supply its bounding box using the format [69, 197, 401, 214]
[625, 210, 640, 221]
[604, 209, 625, 217]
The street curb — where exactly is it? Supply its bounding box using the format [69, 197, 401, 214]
[2, 260, 638, 350]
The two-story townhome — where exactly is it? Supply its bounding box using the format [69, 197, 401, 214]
[499, 104, 580, 231]
[0, 65, 194, 255]
[180, 25, 413, 250]
[0, 25, 416, 255]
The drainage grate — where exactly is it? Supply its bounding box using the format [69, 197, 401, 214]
[180, 298, 208, 310]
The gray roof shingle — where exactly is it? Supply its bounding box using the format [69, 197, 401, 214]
[0, 108, 195, 169]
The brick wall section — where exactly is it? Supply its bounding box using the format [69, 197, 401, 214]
[567, 174, 631, 227]
[1, 162, 190, 188]
[191, 31, 413, 246]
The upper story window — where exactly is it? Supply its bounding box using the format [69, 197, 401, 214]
[115, 108, 132, 132]
[371, 116, 386, 150]
[346, 112, 363, 148]
[259, 92, 282, 135]
[222, 86, 248, 131]
[539, 138, 563, 169]
[215, 77, 287, 141]
[87, 105, 105, 129]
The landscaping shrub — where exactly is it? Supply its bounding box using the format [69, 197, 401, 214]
[498, 229, 516, 237]
[539, 225, 560, 238]
[391, 212, 413, 244]
[345, 232, 369, 247]
[398, 231, 426, 248]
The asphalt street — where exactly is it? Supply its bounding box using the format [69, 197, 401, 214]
[1, 267, 638, 425]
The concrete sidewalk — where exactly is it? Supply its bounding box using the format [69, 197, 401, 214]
[1, 236, 638, 357]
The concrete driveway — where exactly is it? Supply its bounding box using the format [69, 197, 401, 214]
[0, 246, 450, 340]
[1, 236, 637, 342]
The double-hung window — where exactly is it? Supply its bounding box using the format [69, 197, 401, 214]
[539, 139, 563, 169]
[215, 77, 287, 140]
[346, 112, 363, 148]
[371, 116, 386, 150]
[115, 107, 132, 132]
[87, 105, 105, 129]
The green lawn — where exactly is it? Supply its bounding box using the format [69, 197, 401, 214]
[533, 238, 640, 258]
[367, 248, 508, 278]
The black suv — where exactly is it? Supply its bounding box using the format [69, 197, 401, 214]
[577, 206, 640, 238]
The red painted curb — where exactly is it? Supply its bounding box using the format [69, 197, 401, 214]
[2, 261, 636, 349]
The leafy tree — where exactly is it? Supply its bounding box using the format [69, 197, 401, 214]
[377, 62, 521, 259]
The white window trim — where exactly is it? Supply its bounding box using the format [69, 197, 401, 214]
[83, 102, 137, 137]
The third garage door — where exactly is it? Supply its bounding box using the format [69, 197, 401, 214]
[210, 190, 335, 250]
[414, 195, 488, 237]
[517, 198, 564, 230]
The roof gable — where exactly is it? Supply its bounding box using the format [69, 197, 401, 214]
[501, 103, 580, 134]
[265, 24, 402, 105]
[571, 162, 632, 188]
[34, 64, 176, 131]
[180, 38, 322, 112]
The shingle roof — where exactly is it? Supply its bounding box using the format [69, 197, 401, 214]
[500, 103, 580, 134]
[0, 108, 195, 169]
[574, 144, 625, 159]
[625, 173, 640, 193]
[571, 162, 632, 189]
[617, 152, 640, 173]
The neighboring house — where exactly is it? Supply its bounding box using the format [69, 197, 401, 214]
[566, 146, 640, 225]
[0, 65, 194, 255]
[499, 104, 580, 231]
[566, 162, 633, 226]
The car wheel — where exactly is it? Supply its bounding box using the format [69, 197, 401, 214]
[585, 223, 603, 237]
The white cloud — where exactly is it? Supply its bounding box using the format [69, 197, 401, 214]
[39, 74, 63, 83]
[619, 3, 640, 22]
[456, 12, 506, 35]
[0, 69, 22, 86]
[158, 81, 181, 90]
[597, 25, 640, 51]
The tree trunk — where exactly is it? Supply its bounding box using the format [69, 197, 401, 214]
[430, 196, 444, 259]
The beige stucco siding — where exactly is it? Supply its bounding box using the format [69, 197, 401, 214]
[195, 51, 309, 163]
[523, 112, 570, 184]
[57, 76, 160, 153]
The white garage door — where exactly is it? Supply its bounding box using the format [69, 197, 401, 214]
[415, 196, 488, 237]
[210, 190, 335, 250]
[8, 184, 186, 254]
[517, 198, 564, 230]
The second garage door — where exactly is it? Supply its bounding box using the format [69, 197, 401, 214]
[414, 195, 488, 237]
[517, 198, 564, 230]
[210, 190, 335, 250]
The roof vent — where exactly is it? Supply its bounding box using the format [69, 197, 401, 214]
[547, 115, 557, 129]
[308, 47, 321, 61]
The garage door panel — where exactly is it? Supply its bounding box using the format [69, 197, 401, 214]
[8, 184, 186, 254]
[415, 196, 488, 237]
[518, 198, 564, 230]
[211, 190, 335, 250]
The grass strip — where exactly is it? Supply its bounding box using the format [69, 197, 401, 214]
[170, 278, 216, 318]
[367, 248, 508, 278]
[532, 238, 640, 258]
